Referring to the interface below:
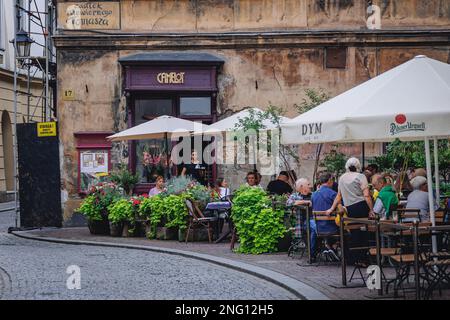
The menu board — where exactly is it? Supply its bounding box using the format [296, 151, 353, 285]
[80, 150, 109, 192]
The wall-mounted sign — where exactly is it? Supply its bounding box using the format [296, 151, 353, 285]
[157, 72, 185, 84]
[79, 150, 109, 192]
[37, 122, 57, 137]
[63, 89, 75, 101]
[57, 1, 121, 30]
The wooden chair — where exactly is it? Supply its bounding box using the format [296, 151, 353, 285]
[312, 211, 340, 264]
[184, 199, 218, 243]
[396, 208, 421, 223]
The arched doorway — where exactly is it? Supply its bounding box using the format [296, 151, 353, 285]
[2, 111, 14, 191]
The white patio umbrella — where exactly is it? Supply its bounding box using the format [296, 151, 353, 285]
[281, 55, 450, 252]
[107, 115, 209, 141]
[202, 107, 290, 135]
[107, 115, 210, 178]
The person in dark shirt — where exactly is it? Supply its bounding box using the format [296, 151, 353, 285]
[180, 150, 207, 185]
[267, 171, 293, 195]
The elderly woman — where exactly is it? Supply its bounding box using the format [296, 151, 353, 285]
[327, 157, 374, 265]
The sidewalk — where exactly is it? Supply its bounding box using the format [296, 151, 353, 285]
[13, 226, 394, 300]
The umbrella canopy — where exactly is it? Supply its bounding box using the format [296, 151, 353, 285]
[107, 115, 210, 141]
[281, 55, 450, 145]
[202, 107, 290, 135]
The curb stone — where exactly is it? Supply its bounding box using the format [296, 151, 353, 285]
[11, 230, 329, 300]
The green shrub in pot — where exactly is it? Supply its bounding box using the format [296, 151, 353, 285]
[231, 186, 286, 254]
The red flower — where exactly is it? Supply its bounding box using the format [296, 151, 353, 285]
[132, 199, 141, 206]
[141, 193, 149, 198]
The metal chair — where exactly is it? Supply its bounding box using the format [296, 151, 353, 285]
[184, 198, 218, 243]
[312, 211, 340, 264]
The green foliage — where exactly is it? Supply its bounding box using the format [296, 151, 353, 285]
[185, 184, 218, 211]
[110, 165, 140, 195]
[369, 139, 450, 183]
[77, 182, 122, 221]
[231, 187, 286, 254]
[78, 195, 103, 221]
[164, 175, 196, 195]
[164, 194, 189, 230]
[320, 148, 347, 177]
[295, 88, 330, 114]
[107, 198, 134, 224]
[139, 195, 166, 239]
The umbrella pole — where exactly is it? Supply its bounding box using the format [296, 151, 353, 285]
[166, 132, 171, 179]
[433, 138, 440, 204]
[424, 138, 437, 253]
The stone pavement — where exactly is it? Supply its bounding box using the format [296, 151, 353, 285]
[17, 227, 414, 300]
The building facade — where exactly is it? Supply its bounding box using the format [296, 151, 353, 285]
[54, 0, 450, 224]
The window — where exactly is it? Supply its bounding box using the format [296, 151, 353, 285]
[134, 98, 173, 125]
[180, 97, 211, 116]
[325, 47, 347, 69]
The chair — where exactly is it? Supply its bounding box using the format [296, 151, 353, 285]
[312, 211, 340, 264]
[184, 198, 218, 243]
[396, 208, 421, 223]
[341, 216, 372, 286]
[287, 206, 308, 259]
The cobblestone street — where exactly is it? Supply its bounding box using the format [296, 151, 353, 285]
[0, 207, 297, 300]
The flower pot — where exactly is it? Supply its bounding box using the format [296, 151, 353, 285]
[156, 226, 178, 240]
[276, 233, 292, 252]
[88, 219, 110, 235]
[109, 221, 124, 237]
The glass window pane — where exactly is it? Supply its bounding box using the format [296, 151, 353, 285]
[134, 99, 173, 125]
[135, 139, 169, 183]
[180, 97, 211, 116]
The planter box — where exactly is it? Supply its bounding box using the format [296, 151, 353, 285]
[88, 219, 110, 235]
[277, 233, 292, 252]
[109, 221, 123, 237]
[156, 227, 178, 240]
[179, 227, 210, 242]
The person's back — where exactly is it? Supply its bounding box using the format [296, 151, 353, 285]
[406, 189, 430, 221]
[312, 175, 338, 234]
[267, 179, 293, 196]
[338, 171, 368, 207]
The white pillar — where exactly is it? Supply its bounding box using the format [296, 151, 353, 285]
[433, 138, 440, 205]
[424, 138, 437, 253]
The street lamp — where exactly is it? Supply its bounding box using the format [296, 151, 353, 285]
[13, 29, 33, 59]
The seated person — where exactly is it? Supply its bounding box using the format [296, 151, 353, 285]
[286, 178, 317, 257]
[149, 175, 165, 196]
[267, 171, 293, 196]
[244, 172, 263, 189]
[214, 177, 231, 200]
[310, 173, 340, 258]
[371, 174, 398, 220]
[406, 176, 439, 221]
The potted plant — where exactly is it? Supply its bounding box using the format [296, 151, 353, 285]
[107, 198, 133, 237]
[139, 194, 166, 239]
[231, 186, 287, 254]
[77, 182, 121, 235]
[110, 164, 140, 196]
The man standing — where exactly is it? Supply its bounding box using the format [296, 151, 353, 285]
[267, 171, 293, 196]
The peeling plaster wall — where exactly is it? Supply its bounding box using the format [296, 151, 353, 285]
[57, 0, 450, 32]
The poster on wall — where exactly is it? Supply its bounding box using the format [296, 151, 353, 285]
[80, 150, 109, 192]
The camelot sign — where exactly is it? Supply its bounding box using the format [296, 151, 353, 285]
[57, 1, 120, 30]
